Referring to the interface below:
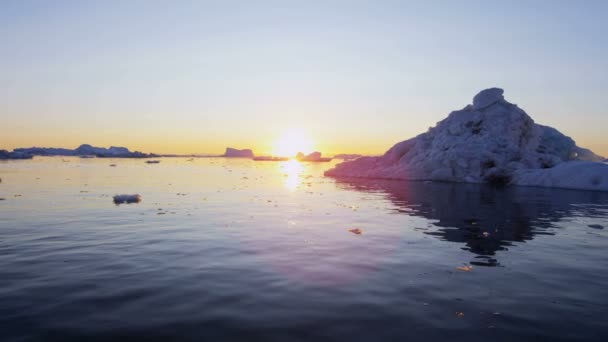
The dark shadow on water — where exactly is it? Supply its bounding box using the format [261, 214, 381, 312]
[335, 178, 608, 266]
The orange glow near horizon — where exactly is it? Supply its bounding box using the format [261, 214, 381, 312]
[272, 129, 315, 157]
[2, 130, 605, 158]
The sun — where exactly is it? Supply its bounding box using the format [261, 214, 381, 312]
[272, 129, 314, 157]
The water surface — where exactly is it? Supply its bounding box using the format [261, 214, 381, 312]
[1, 157, 608, 341]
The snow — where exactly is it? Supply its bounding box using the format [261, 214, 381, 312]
[473, 87, 504, 110]
[512, 161, 608, 191]
[333, 154, 363, 160]
[325, 88, 607, 191]
[113, 194, 142, 204]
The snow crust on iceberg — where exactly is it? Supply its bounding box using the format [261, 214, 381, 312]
[325, 88, 607, 191]
[512, 162, 608, 191]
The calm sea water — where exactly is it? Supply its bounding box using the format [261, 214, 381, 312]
[1, 157, 608, 341]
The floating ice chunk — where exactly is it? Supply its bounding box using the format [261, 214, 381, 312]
[349, 228, 363, 235]
[113, 194, 142, 204]
[457, 265, 473, 272]
[296, 151, 332, 162]
[224, 147, 254, 158]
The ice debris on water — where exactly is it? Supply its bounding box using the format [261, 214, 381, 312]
[457, 265, 473, 272]
[113, 194, 142, 204]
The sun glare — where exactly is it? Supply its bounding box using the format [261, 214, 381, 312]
[281, 159, 304, 191]
[272, 129, 314, 157]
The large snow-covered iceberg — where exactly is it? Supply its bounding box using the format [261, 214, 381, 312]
[325, 88, 608, 191]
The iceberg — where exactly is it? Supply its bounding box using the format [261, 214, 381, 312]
[296, 151, 332, 162]
[113, 194, 142, 204]
[325, 88, 608, 191]
[0, 149, 33, 160]
[13, 144, 158, 158]
[333, 154, 363, 160]
[224, 147, 254, 158]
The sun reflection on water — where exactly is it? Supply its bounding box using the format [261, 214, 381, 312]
[280, 159, 303, 191]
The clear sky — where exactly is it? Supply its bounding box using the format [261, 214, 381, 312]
[1, 0, 607, 156]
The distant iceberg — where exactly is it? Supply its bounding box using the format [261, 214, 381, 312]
[0, 149, 33, 160]
[325, 88, 608, 191]
[113, 194, 142, 204]
[296, 151, 332, 162]
[224, 147, 254, 158]
[13, 144, 157, 158]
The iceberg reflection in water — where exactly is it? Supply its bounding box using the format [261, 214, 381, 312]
[336, 178, 608, 266]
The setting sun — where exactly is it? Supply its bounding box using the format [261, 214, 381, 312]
[272, 129, 315, 157]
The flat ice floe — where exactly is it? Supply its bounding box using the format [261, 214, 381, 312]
[325, 88, 608, 191]
[113, 194, 142, 204]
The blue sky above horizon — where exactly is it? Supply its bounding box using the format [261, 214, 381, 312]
[1, 0, 607, 155]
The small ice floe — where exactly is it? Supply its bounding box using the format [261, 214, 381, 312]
[457, 265, 473, 272]
[113, 194, 142, 205]
[146, 160, 161, 164]
[349, 228, 363, 235]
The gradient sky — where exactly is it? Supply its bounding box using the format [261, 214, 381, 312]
[2, 0, 607, 156]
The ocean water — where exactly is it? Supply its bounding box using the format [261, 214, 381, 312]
[1, 157, 608, 341]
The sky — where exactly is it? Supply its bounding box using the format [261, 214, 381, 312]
[1, 0, 607, 156]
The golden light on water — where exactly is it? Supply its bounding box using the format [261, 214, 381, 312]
[281, 159, 304, 191]
[272, 129, 314, 157]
